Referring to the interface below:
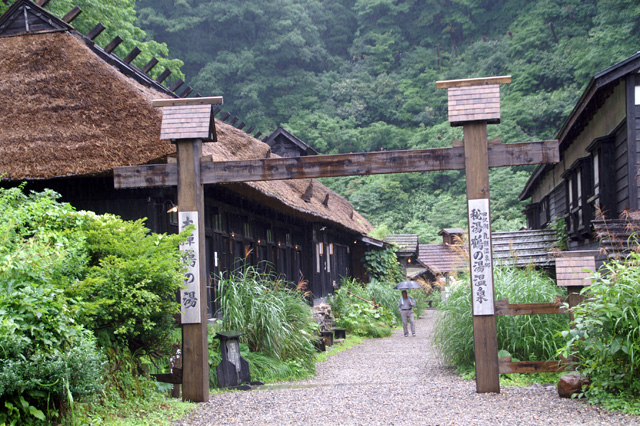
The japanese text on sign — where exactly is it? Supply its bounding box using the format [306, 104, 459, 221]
[179, 211, 201, 324]
[467, 199, 494, 316]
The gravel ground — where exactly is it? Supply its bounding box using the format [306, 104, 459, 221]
[174, 310, 640, 426]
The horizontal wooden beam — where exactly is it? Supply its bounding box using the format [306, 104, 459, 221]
[114, 140, 559, 189]
[436, 75, 512, 89]
[115, 163, 178, 188]
[498, 357, 574, 374]
[494, 297, 568, 316]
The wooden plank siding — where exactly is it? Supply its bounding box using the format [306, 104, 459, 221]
[615, 121, 630, 213]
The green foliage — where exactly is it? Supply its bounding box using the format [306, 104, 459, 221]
[69, 213, 187, 357]
[362, 247, 404, 283]
[0, 186, 192, 424]
[329, 279, 397, 337]
[0, 187, 105, 425]
[549, 216, 569, 251]
[216, 263, 318, 372]
[132, 0, 640, 241]
[560, 251, 640, 412]
[433, 266, 568, 367]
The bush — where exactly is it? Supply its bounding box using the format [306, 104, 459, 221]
[330, 279, 397, 337]
[433, 266, 568, 368]
[0, 186, 192, 423]
[69, 213, 188, 357]
[216, 263, 318, 373]
[561, 251, 640, 411]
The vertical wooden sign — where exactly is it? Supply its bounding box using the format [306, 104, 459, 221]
[179, 211, 202, 324]
[467, 198, 495, 316]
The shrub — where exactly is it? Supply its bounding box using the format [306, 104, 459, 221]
[433, 266, 568, 368]
[69, 213, 188, 357]
[216, 263, 318, 372]
[0, 254, 104, 425]
[0, 186, 191, 423]
[561, 251, 640, 410]
[330, 278, 397, 337]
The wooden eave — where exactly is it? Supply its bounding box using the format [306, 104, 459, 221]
[519, 51, 640, 201]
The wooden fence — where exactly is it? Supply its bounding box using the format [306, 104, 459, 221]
[495, 296, 576, 374]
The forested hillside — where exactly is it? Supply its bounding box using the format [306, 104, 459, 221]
[27, 0, 640, 242]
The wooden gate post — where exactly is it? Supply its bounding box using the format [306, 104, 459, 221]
[437, 76, 513, 393]
[464, 121, 500, 393]
[154, 97, 223, 402]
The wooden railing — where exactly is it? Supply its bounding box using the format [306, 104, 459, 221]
[495, 297, 575, 374]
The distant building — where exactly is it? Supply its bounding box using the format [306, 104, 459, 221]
[263, 126, 318, 158]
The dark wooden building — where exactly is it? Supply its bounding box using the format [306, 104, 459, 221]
[0, 0, 377, 311]
[520, 51, 640, 253]
[263, 126, 318, 158]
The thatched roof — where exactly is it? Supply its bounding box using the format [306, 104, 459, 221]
[0, 32, 171, 178]
[0, 29, 372, 234]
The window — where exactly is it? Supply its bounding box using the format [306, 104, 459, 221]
[562, 157, 593, 239]
[587, 135, 617, 219]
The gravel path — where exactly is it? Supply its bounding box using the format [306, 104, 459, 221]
[174, 310, 640, 425]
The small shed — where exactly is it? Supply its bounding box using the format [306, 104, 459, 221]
[263, 126, 318, 158]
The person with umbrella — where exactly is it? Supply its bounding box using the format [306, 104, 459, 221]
[396, 280, 419, 336]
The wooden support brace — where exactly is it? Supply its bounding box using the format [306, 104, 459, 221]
[61, 6, 81, 23]
[179, 86, 194, 98]
[86, 23, 105, 41]
[141, 58, 159, 74]
[157, 69, 172, 84]
[494, 297, 568, 316]
[498, 356, 575, 374]
[123, 47, 141, 64]
[170, 79, 185, 92]
[36, 0, 51, 7]
[237, 121, 246, 130]
[104, 36, 123, 54]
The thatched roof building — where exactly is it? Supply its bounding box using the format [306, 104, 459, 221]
[0, 0, 375, 303]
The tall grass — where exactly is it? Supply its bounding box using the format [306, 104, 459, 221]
[433, 266, 569, 368]
[216, 263, 317, 369]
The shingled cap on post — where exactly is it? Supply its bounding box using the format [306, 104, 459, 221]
[153, 96, 223, 142]
[436, 76, 511, 127]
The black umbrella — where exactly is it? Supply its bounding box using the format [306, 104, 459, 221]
[394, 280, 422, 289]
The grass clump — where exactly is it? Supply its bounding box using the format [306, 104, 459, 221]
[433, 266, 568, 368]
[329, 278, 398, 338]
[213, 263, 318, 384]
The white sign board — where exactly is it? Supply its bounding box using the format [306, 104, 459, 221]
[467, 198, 495, 316]
[179, 211, 201, 324]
